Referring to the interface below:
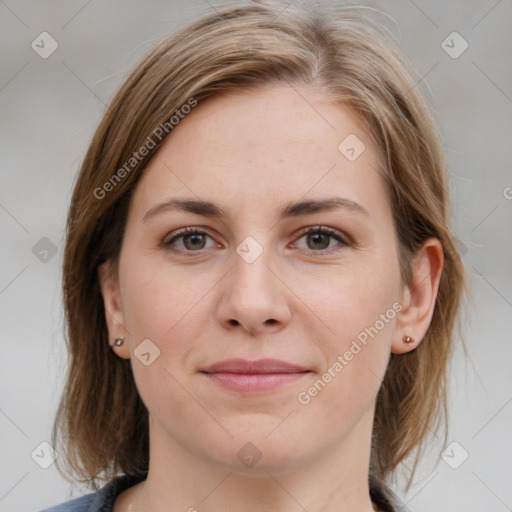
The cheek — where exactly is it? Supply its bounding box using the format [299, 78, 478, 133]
[118, 256, 209, 422]
[297, 303, 394, 430]
[120, 250, 210, 339]
[296, 259, 399, 407]
[297, 257, 399, 343]
[119, 250, 220, 403]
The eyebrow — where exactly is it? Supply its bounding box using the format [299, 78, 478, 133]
[142, 196, 369, 223]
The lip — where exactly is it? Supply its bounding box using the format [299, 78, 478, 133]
[200, 358, 311, 394]
[201, 358, 308, 374]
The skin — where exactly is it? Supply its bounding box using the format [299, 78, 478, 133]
[99, 84, 443, 512]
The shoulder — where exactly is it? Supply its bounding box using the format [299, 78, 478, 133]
[38, 491, 99, 512]
[39, 471, 148, 512]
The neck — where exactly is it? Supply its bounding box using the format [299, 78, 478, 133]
[118, 412, 380, 512]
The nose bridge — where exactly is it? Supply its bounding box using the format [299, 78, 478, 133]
[216, 231, 291, 334]
[231, 233, 276, 296]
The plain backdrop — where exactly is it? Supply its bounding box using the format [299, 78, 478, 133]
[1, 1, 511, 511]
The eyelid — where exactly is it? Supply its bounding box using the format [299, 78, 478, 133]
[162, 226, 219, 250]
[294, 225, 349, 243]
[291, 225, 350, 254]
[162, 225, 350, 255]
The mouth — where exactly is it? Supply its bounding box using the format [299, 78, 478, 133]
[200, 358, 311, 394]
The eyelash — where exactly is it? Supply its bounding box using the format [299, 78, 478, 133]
[162, 226, 350, 256]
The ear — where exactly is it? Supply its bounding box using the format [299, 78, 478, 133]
[392, 237, 444, 354]
[98, 260, 131, 359]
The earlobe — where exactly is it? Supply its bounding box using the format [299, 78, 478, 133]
[391, 238, 444, 355]
[98, 261, 131, 359]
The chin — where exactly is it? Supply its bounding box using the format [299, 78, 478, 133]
[203, 429, 310, 477]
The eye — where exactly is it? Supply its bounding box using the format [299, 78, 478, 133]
[293, 226, 349, 254]
[163, 227, 217, 253]
[162, 225, 349, 256]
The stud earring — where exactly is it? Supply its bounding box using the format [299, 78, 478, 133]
[402, 335, 415, 344]
[113, 338, 124, 347]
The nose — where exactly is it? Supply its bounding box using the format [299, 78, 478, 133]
[216, 243, 292, 336]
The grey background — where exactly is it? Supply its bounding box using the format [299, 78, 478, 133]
[1, 1, 511, 511]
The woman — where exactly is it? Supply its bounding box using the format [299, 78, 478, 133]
[40, 1, 470, 511]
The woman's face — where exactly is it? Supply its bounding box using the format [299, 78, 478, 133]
[102, 84, 410, 474]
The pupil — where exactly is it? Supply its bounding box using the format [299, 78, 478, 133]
[181, 233, 331, 251]
[184, 234, 205, 250]
[309, 233, 329, 250]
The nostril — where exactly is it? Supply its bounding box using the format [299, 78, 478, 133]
[229, 319, 239, 326]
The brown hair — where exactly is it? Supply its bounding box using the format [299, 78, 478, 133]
[53, 0, 471, 492]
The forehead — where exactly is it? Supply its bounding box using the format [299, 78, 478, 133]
[129, 84, 390, 221]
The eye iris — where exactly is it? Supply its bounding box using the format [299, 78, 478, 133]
[174, 230, 337, 252]
[183, 233, 206, 250]
[307, 232, 330, 250]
